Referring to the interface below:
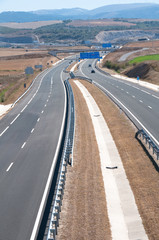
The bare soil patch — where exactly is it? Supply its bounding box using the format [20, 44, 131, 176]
[126, 40, 159, 48]
[56, 80, 111, 240]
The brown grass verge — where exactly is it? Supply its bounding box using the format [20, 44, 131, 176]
[57, 78, 159, 240]
[81, 80, 159, 240]
[56, 80, 111, 240]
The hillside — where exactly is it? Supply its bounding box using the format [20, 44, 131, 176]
[0, 3, 159, 22]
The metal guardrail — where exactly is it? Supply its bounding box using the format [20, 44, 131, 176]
[71, 72, 93, 84]
[95, 61, 110, 76]
[136, 129, 159, 161]
[46, 78, 75, 240]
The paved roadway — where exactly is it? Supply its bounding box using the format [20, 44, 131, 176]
[76, 59, 159, 145]
[0, 60, 69, 240]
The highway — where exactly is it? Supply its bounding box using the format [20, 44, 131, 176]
[76, 59, 159, 145]
[0, 60, 69, 240]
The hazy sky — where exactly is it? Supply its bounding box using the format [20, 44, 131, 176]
[0, 0, 159, 12]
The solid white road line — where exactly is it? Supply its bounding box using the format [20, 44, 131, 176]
[6, 162, 14, 172]
[95, 82, 159, 146]
[10, 114, 20, 125]
[0, 126, 9, 137]
[21, 105, 28, 113]
[30, 64, 66, 240]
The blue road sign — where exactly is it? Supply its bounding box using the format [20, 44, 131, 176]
[80, 52, 101, 59]
[102, 43, 112, 48]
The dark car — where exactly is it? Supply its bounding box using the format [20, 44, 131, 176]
[91, 69, 95, 73]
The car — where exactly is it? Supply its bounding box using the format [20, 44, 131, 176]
[91, 69, 95, 73]
[88, 64, 91, 67]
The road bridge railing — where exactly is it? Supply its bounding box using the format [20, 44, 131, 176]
[46, 78, 75, 240]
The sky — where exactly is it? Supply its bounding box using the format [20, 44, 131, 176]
[0, 0, 159, 12]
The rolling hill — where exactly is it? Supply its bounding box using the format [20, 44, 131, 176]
[0, 3, 159, 23]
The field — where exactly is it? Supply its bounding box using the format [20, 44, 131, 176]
[129, 54, 159, 64]
[67, 19, 136, 27]
[0, 20, 62, 29]
[0, 48, 61, 104]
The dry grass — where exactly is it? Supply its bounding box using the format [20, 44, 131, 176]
[126, 40, 159, 48]
[0, 20, 62, 29]
[68, 19, 136, 27]
[57, 80, 111, 240]
[82, 80, 159, 240]
[57, 79, 159, 240]
[0, 48, 59, 104]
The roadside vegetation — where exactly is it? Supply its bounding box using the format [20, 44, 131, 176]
[129, 54, 159, 64]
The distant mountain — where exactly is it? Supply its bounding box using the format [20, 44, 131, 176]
[0, 3, 159, 23]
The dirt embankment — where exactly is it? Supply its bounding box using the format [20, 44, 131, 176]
[102, 45, 159, 85]
[123, 61, 159, 85]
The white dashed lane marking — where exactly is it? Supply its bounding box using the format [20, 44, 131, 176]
[6, 162, 14, 172]
[21, 142, 26, 149]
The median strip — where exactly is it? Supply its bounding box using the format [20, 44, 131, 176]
[75, 80, 148, 240]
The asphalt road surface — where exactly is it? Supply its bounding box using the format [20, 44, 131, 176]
[0, 60, 69, 240]
[77, 59, 159, 146]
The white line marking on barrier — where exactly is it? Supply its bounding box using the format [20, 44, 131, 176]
[0, 126, 9, 137]
[6, 162, 14, 172]
[10, 114, 20, 125]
